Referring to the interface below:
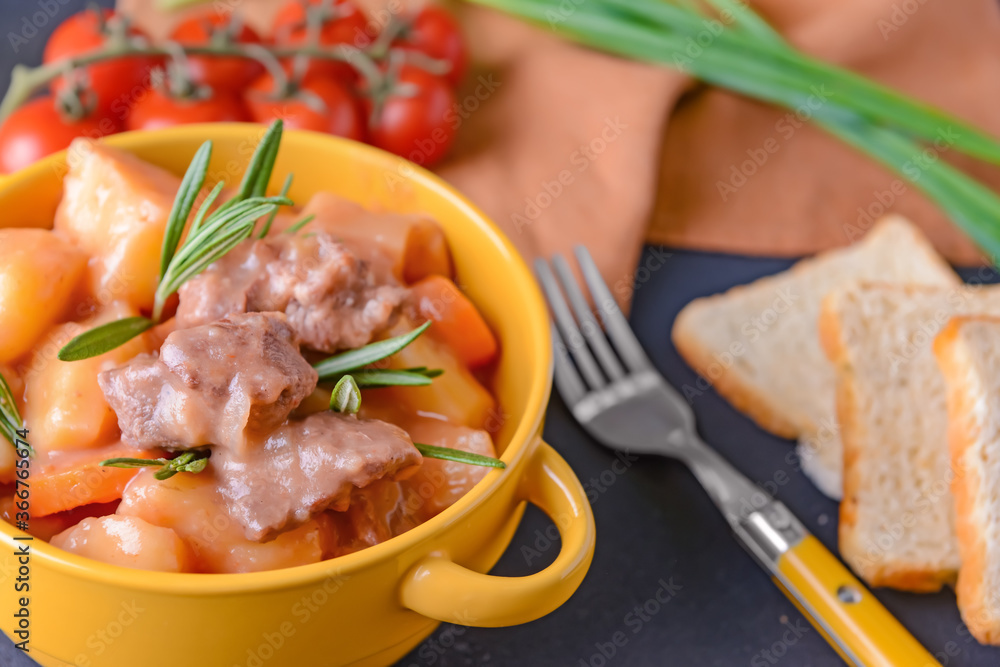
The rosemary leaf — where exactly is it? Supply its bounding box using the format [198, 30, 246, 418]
[213, 119, 284, 220]
[0, 373, 30, 455]
[405, 366, 444, 378]
[159, 218, 255, 295]
[102, 450, 211, 481]
[284, 213, 316, 235]
[189, 180, 226, 239]
[258, 173, 294, 238]
[101, 457, 167, 468]
[313, 322, 432, 380]
[330, 367, 443, 388]
[330, 375, 362, 413]
[239, 119, 284, 200]
[160, 140, 212, 278]
[57, 317, 155, 362]
[0, 422, 21, 455]
[415, 443, 506, 469]
[0, 372, 22, 430]
[154, 196, 292, 318]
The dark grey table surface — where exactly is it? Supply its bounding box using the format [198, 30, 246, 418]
[1, 1, 999, 665]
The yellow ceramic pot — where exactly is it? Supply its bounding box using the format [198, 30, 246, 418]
[0, 125, 596, 667]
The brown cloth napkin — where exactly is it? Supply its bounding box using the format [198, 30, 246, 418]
[121, 0, 1000, 302]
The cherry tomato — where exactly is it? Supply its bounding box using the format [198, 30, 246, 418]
[273, 0, 370, 82]
[44, 9, 160, 120]
[368, 65, 456, 167]
[247, 72, 364, 141]
[394, 7, 467, 86]
[0, 96, 117, 174]
[126, 88, 250, 131]
[170, 12, 265, 92]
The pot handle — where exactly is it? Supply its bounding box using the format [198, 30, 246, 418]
[399, 441, 596, 627]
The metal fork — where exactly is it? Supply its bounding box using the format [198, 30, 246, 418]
[535, 247, 940, 667]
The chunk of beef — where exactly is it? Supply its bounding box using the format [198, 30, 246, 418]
[99, 312, 317, 452]
[215, 412, 422, 541]
[176, 232, 407, 352]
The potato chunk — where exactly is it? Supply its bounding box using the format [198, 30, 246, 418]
[0, 228, 86, 363]
[51, 515, 192, 573]
[23, 302, 152, 454]
[54, 140, 180, 311]
[118, 470, 323, 573]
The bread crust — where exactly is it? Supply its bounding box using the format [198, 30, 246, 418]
[671, 306, 799, 439]
[824, 285, 957, 592]
[935, 317, 1000, 644]
[670, 215, 958, 445]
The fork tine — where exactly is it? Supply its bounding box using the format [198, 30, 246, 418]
[535, 258, 606, 389]
[550, 324, 587, 406]
[574, 246, 652, 372]
[552, 254, 625, 381]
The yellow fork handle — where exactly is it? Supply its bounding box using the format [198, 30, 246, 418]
[775, 535, 940, 667]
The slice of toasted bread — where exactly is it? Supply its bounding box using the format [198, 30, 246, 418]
[671, 216, 958, 500]
[934, 316, 1000, 644]
[821, 283, 1000, 591]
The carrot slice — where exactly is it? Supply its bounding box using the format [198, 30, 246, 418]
[409, 276, 499, 368]
[30, 447, 161, 518]
[0, 498, 119, 541]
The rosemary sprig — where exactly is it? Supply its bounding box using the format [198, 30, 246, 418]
[153, 194, 292, 319]
[101, 450, 211, 481]
[414, 443, 506, 469]
[313, 321, 432, 380]
[0, 373, 31, 455]
[332, 372, 506, 469]
[58, 120, 292, 362]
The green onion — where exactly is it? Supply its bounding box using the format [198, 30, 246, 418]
[474, 0, 1000, 260]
